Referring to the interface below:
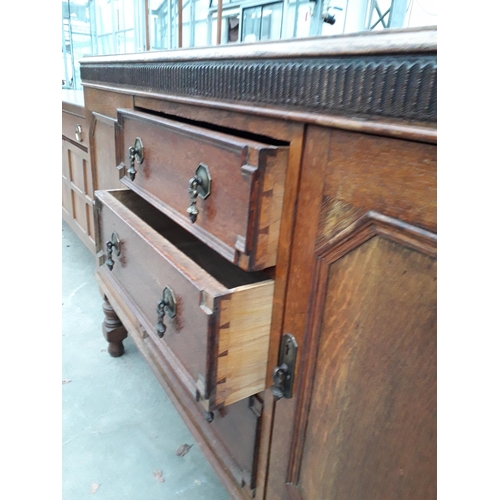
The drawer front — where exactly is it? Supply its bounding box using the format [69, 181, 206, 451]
[96, 189, 273, 410]
[116, 109, 288, 271]
[98, 271, 264, 495]
[62, 110, 89, 149]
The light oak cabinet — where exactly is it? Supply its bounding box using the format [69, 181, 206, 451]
[62, 90, 94, 252]
[81, 27, 437, 500]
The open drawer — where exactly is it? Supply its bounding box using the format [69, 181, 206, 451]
[115, 108, 289, 271]
[95, 189, 273, 410]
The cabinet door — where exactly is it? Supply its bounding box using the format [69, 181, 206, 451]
[62, 137, 95, 253]
[266, 127, 437, 500]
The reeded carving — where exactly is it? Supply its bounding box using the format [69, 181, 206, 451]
[81, 54, 436, 123]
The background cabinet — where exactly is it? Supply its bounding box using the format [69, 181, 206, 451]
[62, 90, 95, 252]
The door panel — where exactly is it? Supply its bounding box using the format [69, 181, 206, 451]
[268, 221, 437, 500]
[294, 235, 436, 500]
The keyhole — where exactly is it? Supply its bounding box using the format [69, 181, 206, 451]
[285, 341, 290, 357]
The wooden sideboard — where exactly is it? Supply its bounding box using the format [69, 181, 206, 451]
[62, 90, 95, 252]
[81, 27, 437, 500]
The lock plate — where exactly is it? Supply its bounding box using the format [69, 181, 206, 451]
[271, 333, 298, 400]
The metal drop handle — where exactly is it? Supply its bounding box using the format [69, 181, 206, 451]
[155, 286, 177, 338]
[155, 300, 167, 337]
[128, 137, 144, 181]
[186, 163, 211, 223]
[105, 232, 120, 271]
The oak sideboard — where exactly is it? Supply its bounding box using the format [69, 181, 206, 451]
[80, 26, 437, 500]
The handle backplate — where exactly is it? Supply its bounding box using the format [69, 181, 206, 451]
[186, 163, 211, 223]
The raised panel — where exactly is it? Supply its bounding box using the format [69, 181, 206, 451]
[69, 148, 86, 195]
[210, 395, 264, 491]
[87, 202, 95, 242]
[294, 234, 436, 500]
[72, 191, 87, 233]
[62, 141, 70, 179]
[62, 182, 72, 218]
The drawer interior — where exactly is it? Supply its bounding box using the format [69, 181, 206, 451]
[134, 106, 289, 146]
[108, 189, 271, 289]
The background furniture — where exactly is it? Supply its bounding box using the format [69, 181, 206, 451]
[81, 27, 437, 500]
[62, 90, 95, 252]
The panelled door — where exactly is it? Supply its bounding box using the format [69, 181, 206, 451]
[266, 126, 437, 500]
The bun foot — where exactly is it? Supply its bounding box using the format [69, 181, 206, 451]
[107, 341, 125, 357]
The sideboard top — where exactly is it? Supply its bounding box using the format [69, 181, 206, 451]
[81, 28, 436, 142]
[81, 27, 436, 65]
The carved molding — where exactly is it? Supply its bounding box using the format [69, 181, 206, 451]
[81, 54, 436, 124]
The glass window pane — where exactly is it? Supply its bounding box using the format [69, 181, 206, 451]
[242, 6, 261, 43]
[62, 0, 93, 89]
[242, 2, 282, 43]
[260, 2, 282, 40]
[150, 0, 178, 50]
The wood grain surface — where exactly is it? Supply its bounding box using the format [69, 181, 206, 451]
[116, 108, 288, 270]
[296, 235, 436, 500]
[96, 189, 274, 409]
[267, 124, 436, 500]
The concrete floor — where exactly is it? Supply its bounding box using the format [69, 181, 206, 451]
[62, 220, 231, 499]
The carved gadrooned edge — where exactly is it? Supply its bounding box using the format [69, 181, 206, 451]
[81, 54, 436, 123]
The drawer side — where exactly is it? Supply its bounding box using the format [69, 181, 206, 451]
[215, 281, 274, 407]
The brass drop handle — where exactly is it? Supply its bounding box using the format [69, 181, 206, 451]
[155, 286, 177, 338]
[186, 177, 200, 223]
[186, 163, 211, 223]
[128, 137, 144, 181]
[105, 232, 120, 271]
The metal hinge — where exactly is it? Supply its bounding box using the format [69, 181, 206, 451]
[270, 333, 298, 401]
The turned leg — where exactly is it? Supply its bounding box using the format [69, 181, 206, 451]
[102, 295, 127, 357]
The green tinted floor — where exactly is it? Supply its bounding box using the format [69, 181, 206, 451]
[62, 220, 231, 500]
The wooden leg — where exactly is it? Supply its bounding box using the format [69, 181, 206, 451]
[102, 295, 127, 357]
